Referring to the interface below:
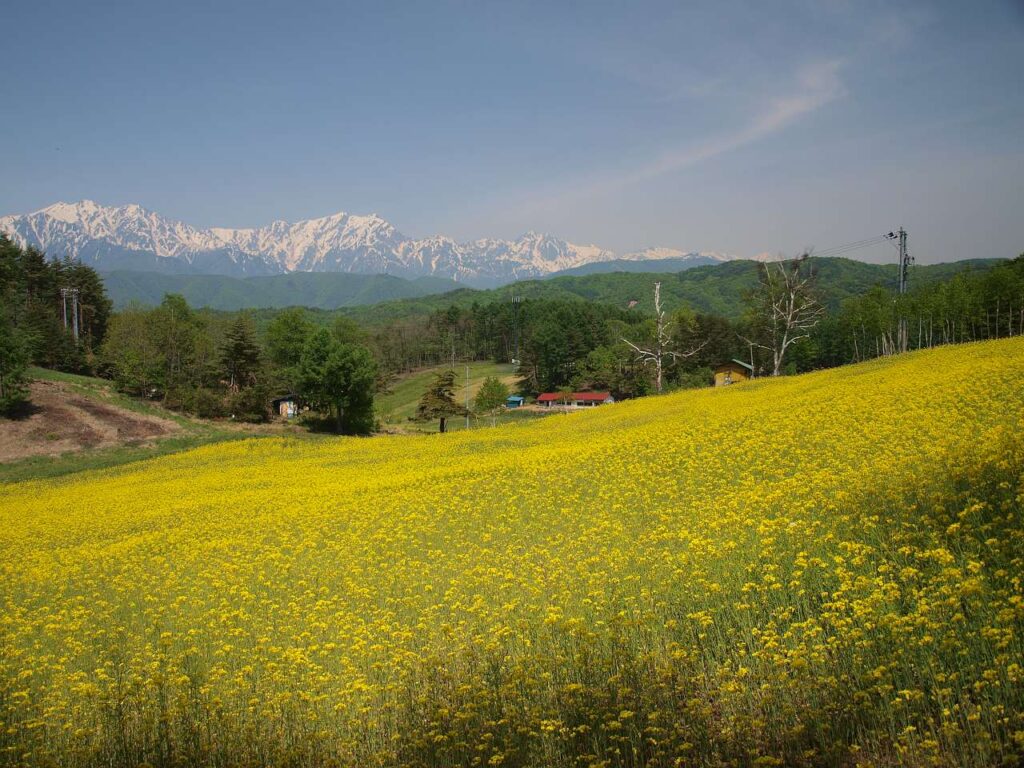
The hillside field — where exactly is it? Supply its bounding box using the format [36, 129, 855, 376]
[2, 339, 1023, 767]
[376, 362, 526, 430]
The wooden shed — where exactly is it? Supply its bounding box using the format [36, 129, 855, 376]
[714, 360, 753, 387]
[271, 394, 300, 418]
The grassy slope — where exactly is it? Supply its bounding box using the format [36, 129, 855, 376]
[377, 361, 531, 431]
[2, 339, 1023, 766]
[0, 368, 274, 484]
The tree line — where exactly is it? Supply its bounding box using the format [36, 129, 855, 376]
[377, 253, 1024, 394]
[0, 234, 111, 413]
[813, 256, 1024, 366]
[101, 299, 379, 432]
[3, 228, 1021, 428]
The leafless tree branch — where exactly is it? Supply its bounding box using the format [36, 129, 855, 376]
[622, 282, 707, 393]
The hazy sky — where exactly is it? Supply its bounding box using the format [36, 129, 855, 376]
[2, 0, 1022, 263]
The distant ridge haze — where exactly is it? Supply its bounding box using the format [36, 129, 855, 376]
[0, 200, 740, 287]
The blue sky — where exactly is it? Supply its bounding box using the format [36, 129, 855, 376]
[2, 0, 1022, 262]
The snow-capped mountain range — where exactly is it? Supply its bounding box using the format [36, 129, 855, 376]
[0, 200, 736, 287]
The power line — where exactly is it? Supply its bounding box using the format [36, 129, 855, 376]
[809, 231, 913, 293]
[812, 234, 892, 258]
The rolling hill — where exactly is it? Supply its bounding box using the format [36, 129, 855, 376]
[102, 270, 461, 310]
[335, 256, 1004, 325]
[100, 255, 1003, 317]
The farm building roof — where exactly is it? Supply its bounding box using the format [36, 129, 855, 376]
[536, 391, 612, 402]
[715, 360, 754, 372]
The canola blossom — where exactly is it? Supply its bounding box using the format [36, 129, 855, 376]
[2, 338, 1024, 767]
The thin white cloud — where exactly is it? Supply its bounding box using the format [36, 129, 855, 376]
[518, 58, 845, 213]
[616, 58, 845, 188]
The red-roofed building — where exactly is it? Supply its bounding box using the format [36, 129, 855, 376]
[536, 391, 615, 409]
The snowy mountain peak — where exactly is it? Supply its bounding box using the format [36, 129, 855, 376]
[622, 247, 731, 263]
[0, 200, 737, 286]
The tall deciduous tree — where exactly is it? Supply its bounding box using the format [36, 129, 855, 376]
[741, 255, 824, 376]
[622, 282, 706, 393]
[265, 307, 314, 372]
[474, 376, 510, 426]
[297, 328, 377, 435]
[99, 304, 163, 395]
[151, 294, 208, 400]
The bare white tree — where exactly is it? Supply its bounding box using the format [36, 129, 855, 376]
[741, 254, 824, 376]
[623, 281, 707, 394]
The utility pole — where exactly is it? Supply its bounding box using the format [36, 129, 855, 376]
[511, 295, 522, 365]
[887, 227, 912, 352]
[465, 364, 470, 430]
[894, 227, 911, 295]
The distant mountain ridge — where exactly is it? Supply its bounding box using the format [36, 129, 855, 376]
[102, 255, 1003, 320]
[103, 271, 461, 311]
[0, 200, 733, 287]
[549, 253, 726, 277]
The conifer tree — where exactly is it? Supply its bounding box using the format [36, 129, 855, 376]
[0, 309, 30, 415]
[220, 314, 262, 392]
[415, 369, 464, 433]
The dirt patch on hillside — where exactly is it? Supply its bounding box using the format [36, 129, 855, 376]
[0, 381, 179, 463]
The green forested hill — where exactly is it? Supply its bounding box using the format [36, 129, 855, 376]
[105, 257, 1005, 321]
[335, 257, 1004, 325]
[102, 270, 461, 310]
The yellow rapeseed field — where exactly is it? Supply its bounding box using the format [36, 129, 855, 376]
[2, 338, 1024, 767]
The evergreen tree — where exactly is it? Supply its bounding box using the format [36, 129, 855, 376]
[220, 314, 262, 392]
[415, 369, 464, 433]
[0, 309, 30, 415]
[0, 235, 110, 373]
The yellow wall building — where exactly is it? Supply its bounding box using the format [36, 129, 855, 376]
[714, 360, 754, 387]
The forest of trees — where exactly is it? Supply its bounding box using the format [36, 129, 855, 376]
[2, 227, 1022, 427]
[0, 234, 111, 413]
[100, 299, 378, 432]
[363, 254, 1024, 395]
